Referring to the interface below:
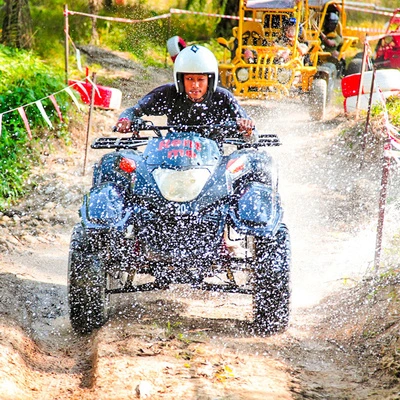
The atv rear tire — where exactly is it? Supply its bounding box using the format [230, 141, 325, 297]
[253, 224, 291, 335]
[68, 225, 109, 334]
[308, 78, 327, 121]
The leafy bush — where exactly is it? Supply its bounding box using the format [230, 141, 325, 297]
[371, 95, 400, 127]
[385, 96, 400, 127]
[0, 44, 70, 208]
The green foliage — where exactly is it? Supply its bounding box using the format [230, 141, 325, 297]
[25, 0, 228, 65]
[0, 129, 33, 205]
[30, 0, 92, 63]
[0, 44, 70, 208]
[370, 95, 400, 126]
[345, 0, 398, 27]
[173, 0, 228, 41]
[97, 6, 169, 67]
[385, 96, 400, 127]
[96, 0, 229, 65]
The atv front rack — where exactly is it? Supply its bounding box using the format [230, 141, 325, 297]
[91, 137, 151, 150]
[225, 134, 281, 149]
[91, 133, 281, 150]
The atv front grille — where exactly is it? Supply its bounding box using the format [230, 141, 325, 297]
[134, 207, 226, 261]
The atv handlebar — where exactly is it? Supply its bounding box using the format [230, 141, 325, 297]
[112, 118, 242, 138]
[92, 134, 280, 150]
[102, 120, 280, 150]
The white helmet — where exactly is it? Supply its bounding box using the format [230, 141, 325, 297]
[173, 44, 219, 95]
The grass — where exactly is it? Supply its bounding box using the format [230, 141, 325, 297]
[0, 45, 70, 208]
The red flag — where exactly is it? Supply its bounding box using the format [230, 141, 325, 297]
[17, 107, 32, 140]
[49, 94, 64, 123]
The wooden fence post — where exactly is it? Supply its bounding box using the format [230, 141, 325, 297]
[374, 138, 392, 271]
[83, 72, 96, 176]
[64, 4, 69, 85]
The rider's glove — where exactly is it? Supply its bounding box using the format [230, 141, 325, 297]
[115, 118, 132, 133]
[237, 118, 258, 142]
[114, 118, 140, 136]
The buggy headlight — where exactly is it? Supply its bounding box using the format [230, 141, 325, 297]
[236, 68, 249, 82]
[277, 68, 292, 84]
[153, 168, 210, 202]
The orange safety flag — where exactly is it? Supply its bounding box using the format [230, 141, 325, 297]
[17, 107, 32, 140]
[49, 94, 64, 123]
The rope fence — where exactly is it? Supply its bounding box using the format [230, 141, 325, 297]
[0, 82, 86, 139]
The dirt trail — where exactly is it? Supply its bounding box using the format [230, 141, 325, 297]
[0, 47, 399, 399]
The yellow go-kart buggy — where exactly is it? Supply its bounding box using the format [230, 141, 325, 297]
[217, 0, 358, 120]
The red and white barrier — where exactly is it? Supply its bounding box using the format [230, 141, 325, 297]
[341, 69, 400, 98]
[68, 80, 122, 110]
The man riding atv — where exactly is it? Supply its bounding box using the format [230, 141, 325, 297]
[115, 44, 257, 143]
[69, 44, 291, 336]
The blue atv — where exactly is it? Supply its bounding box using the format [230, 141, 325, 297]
[68, 120, 291, 335]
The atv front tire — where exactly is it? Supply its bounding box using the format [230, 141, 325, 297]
[68, 225, 109, 334]
[253, 224, 291, 335]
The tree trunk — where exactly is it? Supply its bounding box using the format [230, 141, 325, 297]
[89, 0, 102, 45]
[1, 0, 33, 49]
[216, 0, 239, 37]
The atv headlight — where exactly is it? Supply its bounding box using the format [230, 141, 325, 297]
[277, 68, 292, 84]
[153, 168, 211, 202]
[236, 68, 249, 82]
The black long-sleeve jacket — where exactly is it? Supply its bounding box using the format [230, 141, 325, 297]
[119, 83, 250, 129]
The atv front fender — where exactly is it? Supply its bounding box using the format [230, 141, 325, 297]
[80, 182, 131, 229]
[229, 182, 283, 237]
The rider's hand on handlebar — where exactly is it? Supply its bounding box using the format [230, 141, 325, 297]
[237, 118, 255, 139]
[114, 118, 140, 136]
